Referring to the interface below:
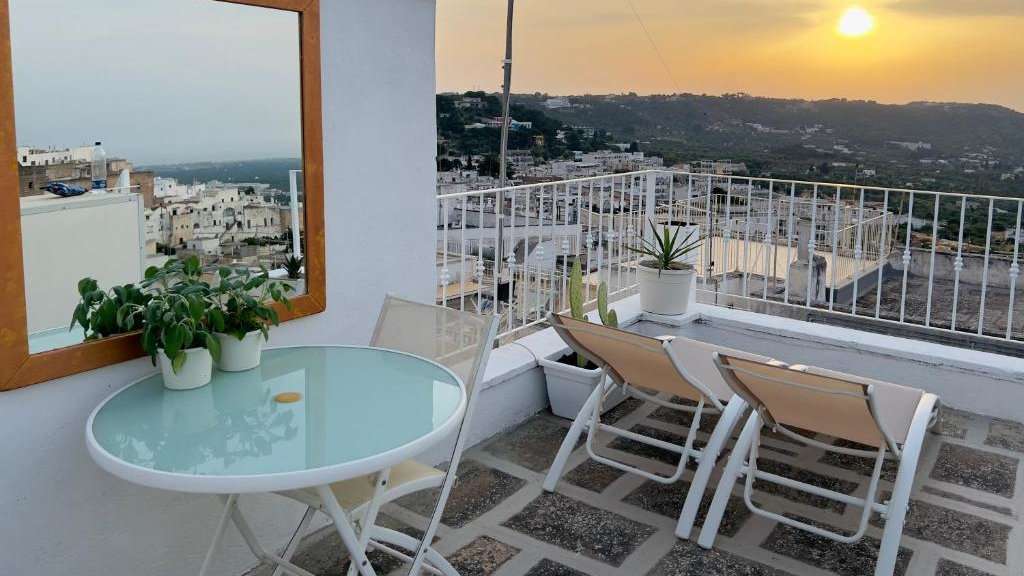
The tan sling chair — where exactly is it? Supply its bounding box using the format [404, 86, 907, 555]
[698, 352, 940, 576]
[542, 313, 779, 539]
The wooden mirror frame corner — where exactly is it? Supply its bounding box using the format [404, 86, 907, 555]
[0, 0, 324, 391]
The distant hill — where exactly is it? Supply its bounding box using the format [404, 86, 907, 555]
[513, 93, 1024, 197]
[141, 158, 302, 192]
[516, 93, 1024, 160]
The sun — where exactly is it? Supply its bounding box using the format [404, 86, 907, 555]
[837, 6, 875, 38]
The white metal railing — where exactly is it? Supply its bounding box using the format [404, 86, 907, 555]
[436, 169, 1023, 344]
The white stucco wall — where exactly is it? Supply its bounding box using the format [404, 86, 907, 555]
[0, 2, 438, 575]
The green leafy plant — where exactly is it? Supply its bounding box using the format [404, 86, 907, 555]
[70, 278, 151, 340]
[284, 255, 303, 280]
[108, 256, 220, 374]
[628, 219, 702, 273]
[118, 288, 220, 375]
[208, 266, 294, 341]
[142, 255, 206, 293]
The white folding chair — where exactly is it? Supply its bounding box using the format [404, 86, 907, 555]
[697, 352, 940, 576]
[540, 313, 778, 539]
[274, 295, 499, 576]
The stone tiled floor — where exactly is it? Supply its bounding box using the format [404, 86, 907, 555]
[250, 402, 1024, 576]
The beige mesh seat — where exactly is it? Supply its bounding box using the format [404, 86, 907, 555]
[275, 296, 499, 576]
[541, 313, 779, 540]
[697, 353, 940, 576]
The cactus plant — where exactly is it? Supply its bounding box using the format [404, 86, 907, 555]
[568, 260, 588, 367]
[565, 258, 618, 367]
[597, 283, 618, 328]
[569, 259, 585, 321]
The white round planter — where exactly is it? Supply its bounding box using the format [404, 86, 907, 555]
[637, 262, 695, 316]
[538, 354, 627, 419]
[159, 347, 213, 391]
[215, 331, 264, 372]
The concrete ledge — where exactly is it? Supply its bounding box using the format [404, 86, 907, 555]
[469, 294, 1024, 448]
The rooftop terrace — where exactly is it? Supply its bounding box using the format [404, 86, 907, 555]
[250, 326, 1024, 576]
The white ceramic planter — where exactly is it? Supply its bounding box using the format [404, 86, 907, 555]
[159, 347, 213, 391]
[215, 330, 264, 372]
[539, 354, 628, 419]
[637, 262, 695, 316]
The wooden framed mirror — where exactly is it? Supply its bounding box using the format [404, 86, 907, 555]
[0, 0, 324, 390]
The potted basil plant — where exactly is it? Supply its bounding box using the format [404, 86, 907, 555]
[629, 219, 703, 316]
[116, 256, 221, 390]
[208, 266, 293, 372]
[120, 288, 221, 390]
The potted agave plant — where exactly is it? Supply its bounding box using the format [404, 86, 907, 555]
[539, 259, 627, 419]
[208, 266, 293, 372]
[118, 257, 222, 390]
[284, 255, 303, 280]
[629, 219, 702, 316]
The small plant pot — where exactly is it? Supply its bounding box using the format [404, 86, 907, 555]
[159, 347, 213, 391]
[637, 263, 695, 316]
[215, 331, 264, 372]
[539, 353, 628, 419]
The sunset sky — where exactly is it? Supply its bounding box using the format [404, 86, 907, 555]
[437, 0, 1024, 112]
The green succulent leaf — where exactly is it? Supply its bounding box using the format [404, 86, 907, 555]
[208, 307, 225, 332]
[163, 324, 184, 359]
[205, 332, 221, 361]
[170, 351, 187, 374]
[77, 277, 98, 297]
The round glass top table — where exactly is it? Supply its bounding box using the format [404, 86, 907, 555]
[86, 346, 465, 494]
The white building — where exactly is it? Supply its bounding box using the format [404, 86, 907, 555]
[454, 95, 484, 109]
[543, 97, 572, 109]
[20, 193, 144, 338]
[466, 117, 532, 130]
[17, 144, 95, 166]
[153, 176, 205, 200]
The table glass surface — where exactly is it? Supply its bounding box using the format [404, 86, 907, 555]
[90, 347, 462, 477]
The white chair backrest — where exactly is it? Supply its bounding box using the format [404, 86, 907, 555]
[371, 295, 496, 399]
[665, 336, 775, 403]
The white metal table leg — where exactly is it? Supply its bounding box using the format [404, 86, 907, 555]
[272, 506, 317, 576]
[220, 495, 317, 576]
[542, 379, 608, 492]
[346, 469, 391, 576]
[198, 494, 237, 576]
[316, 485, 379, 576]
[675, 398, 747, 539]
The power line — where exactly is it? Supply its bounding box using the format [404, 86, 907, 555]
[623, 0, 682, 94]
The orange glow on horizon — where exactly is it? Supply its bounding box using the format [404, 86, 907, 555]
[437, 0, 1024, 113]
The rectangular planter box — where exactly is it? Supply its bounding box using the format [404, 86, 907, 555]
[538, 353, 628, 419]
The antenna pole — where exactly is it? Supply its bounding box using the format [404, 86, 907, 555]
[496, 0, 514, 286]
[498, 0, 514, 189]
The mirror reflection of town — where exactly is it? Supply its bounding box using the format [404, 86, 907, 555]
[18, 143, 304, 352]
